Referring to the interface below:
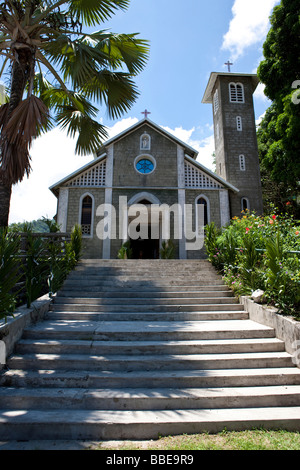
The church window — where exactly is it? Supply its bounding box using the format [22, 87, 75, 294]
[140, 133, 151, 150]
[239, 154, 246, 171]
[213, 89, 219, 114]
[236, 116, 242, 131]
[80, 194, 93, 236]
[241, 197, 250, 212]
[135, 155, 156, 175]
[229, 83, 244, 103]
[196, 195, 210, 228]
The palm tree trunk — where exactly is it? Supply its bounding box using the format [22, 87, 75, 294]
[0, 49, 30, 228]
[0, 172, 12, 227]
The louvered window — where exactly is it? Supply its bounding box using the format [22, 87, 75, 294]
[229, 83, 244, 103]
[185, 162, 223, 189]
[68, 160, 106, 187]
[213, 89, 219, 114]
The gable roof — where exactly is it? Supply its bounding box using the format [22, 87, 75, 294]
[96, 117, 199, 159]
[49, 117, 239, 197]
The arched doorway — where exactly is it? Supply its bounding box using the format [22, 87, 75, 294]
[127, 193, 161, 259]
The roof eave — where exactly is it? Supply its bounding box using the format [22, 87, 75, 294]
[185, 154, 240, 193]
[49, 153, 107, 197]
[202, 72, 260, 104]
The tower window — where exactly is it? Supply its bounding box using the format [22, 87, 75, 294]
[241, 197, 250, 212]
[229, 83, 245, 103]
[213, 89, 219, 114]
[239, 155, 246, 171]
[236, 116, 242, 131]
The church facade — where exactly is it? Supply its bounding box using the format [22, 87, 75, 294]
[50, 72, 263, 260]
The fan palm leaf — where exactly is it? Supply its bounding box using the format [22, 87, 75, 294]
[0, 0, 149, 226]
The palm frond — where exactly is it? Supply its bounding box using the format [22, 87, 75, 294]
[100, 33, 149, 75]
[68, 0, 130, 27]
[82, 70, 139, 119]
[56, 102, 108, 155]
[3, 95, 50, 146]
[0, 96, 51, 184]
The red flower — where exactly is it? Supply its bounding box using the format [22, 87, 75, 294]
[272, 214, 276, 220]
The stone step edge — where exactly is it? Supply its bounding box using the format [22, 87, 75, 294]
[1, 385, 300, 410]
[0, 407, 300, 440]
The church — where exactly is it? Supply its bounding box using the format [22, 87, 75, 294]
[50, 72, 263, 260]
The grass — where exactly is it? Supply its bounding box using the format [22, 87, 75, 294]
[92, 429, 300, 451]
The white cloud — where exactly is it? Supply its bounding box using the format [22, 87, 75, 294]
[222, 0, 279, 60]
[9, 128, 92, 224]
[254, 82, 271, 103]
[162, 126, 215, 171]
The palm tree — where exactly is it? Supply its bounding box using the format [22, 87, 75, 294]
[0, 0, 149, 227]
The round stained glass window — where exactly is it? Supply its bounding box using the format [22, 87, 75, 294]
[135, 158, 155, 175]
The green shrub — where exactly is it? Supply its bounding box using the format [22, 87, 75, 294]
[205, 210, 300, 317]
[117, 241, 132, 259]
[0, 229, 22, 322]
[160, 240, 175, 259]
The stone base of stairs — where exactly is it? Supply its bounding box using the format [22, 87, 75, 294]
[1, 259, 300, 441]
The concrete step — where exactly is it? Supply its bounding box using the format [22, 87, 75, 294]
[2, 407, 300, 440]
[53, 296, 238, 305]
[7, 351, 294, 372]
[59, 284, 229, 292]
[46, 311, 249, 321]
[21, 319, 277, 341]
[49, 303, 244, 313]
[2, 258, 300, 441]
[1, 386, 300, 411]
[2, 368, 300, 390]
[56, 290, 234, 299]
[14, 338, 286, 356]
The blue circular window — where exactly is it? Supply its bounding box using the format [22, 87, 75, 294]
[135, 158, 155, 175]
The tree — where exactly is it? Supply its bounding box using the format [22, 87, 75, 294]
[0, 0, 149, 227]
[257, 0, 300, 217]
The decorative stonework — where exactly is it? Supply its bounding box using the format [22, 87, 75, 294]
[184, 161, 223, 189]
[67, 160, 106, 187]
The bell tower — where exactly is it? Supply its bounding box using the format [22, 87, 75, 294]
[202, 72, 263, 217]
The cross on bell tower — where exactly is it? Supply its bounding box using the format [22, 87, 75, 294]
[224, 60, 233, 72]
[141, 109, 151, 119]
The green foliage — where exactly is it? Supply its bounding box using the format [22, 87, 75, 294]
[257, 0, 300, 217]
[22, 224, 49, 307]
[0, 229, 22, 322]
[70, 224, 82, 262]
[205, 211, 300, 317]
[160, 240, 175, 259]
[117, 241, 132, 259]
[9, 218, 55, 233]
[0, 220, 83, 317]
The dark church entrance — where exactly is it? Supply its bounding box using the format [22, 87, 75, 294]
[130, 225, 160, 259]
[128, 199, 160, 259]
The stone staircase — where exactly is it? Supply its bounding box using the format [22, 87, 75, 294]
[1, 259, 300, 441]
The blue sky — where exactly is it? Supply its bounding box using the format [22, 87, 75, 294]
[9, 0, 280, 224]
